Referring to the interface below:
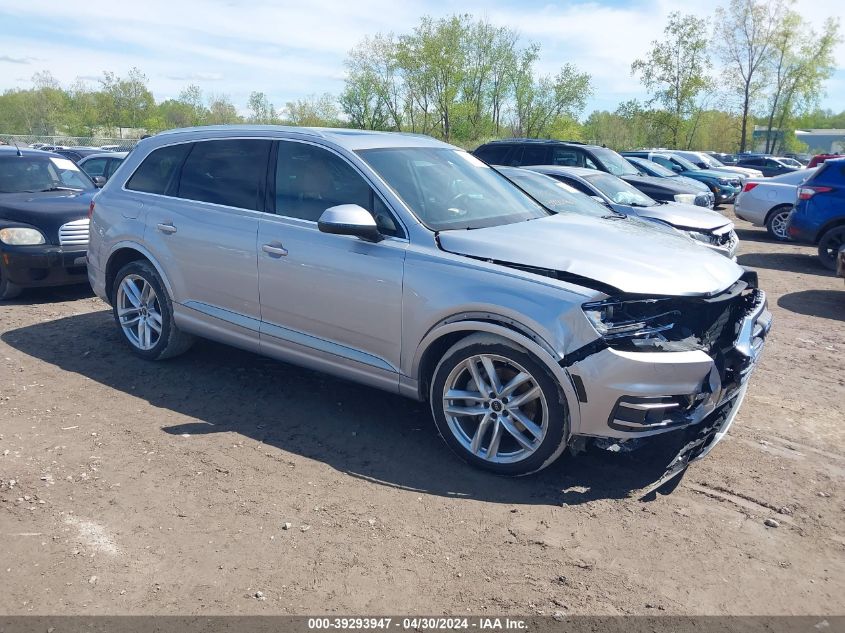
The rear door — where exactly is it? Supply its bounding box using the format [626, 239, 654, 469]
[256, 140, 407, 389]
[138, 138, 271, 345]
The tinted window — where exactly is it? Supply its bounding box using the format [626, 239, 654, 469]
[0, 155, 94, 193]
[177, 139, 271, 210]
[106, 158, 125, 178]
[551, 175, 594, 196]
[276, 141, 401, 236]
[591, 148, 638, 176]
[520, 145, 549, 166]
[126, 143, 191, 195]
[474, 145, 511, 165]
[81, 157, 108, 177]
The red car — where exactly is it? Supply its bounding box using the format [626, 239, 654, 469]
[808, 153, 844, 168]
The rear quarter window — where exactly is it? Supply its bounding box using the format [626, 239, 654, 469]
[126, 143, 192, 195]
[474, 145, 512, 165]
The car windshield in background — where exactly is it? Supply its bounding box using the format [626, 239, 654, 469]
[0, 155, 93, 193]
[583, 172, 657, 207]
[699, 154, 724, 168]
[672, 155, 701, 172]
[632, 157, 676, 178]
[357, 148, 549, 231]
[593, 147, 639, 176]
[500, 169, 608, 218]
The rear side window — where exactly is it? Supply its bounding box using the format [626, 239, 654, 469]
[177, 139, 272, 210]
[126, 143, 191, 195]
[520, 146, 550, 166]
[474, 145, 511, 165]
[82, 157, 108, 177]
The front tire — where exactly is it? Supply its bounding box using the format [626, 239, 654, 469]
[0, 265, 23, 301]
[430, 334, 569, 476]
[817, 226, 845, 271]
[765, 205, 792, 241]
[111, 260, 194, 360]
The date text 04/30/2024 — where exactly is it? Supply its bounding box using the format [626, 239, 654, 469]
[307, 618, 527, 630]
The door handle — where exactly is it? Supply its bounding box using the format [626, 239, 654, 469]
[262, 243, 288, 257]
[157, 223, 177, 234]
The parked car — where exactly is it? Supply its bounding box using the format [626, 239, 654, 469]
[775, 157, 804, 169]
[706, 152, 738, 165]
[673, 150, 764, 179]
[523, 165, 739, 259]
[621, 151, 743, 205]
[55, 147, 104, 163]
[734, 168, 817, 240]
[0, 146, 95, 300]
[734, 155, 801, 178]
[473, 139, 713, 208]
[808, 154, 844, 168]
[784, 153, 811, 166]
[88, 126, 771, 475]
[77, 151, 128, 185]
[787, 157, 845, 270]
[625, 156, 715, 207]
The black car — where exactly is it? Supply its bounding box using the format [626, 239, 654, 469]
[0, 147, 95, 300]
[735, 155, 801, 178]
[474, 138, 713, 207]
[55, 147, 103, 163]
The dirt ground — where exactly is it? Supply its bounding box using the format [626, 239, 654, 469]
[1, 206, 843, 616]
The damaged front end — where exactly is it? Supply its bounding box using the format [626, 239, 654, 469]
[566, 269, 771, 448]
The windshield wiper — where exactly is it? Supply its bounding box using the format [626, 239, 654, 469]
[40, 186, 81, 192]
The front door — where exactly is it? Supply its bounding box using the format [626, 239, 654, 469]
[257, 140, 407, 390]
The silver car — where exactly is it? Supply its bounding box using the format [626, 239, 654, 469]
[525, 165, 739, 259]
[87, 126, 771, 476]
[734, 168, 816, 240]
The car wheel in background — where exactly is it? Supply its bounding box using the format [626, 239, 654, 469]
[0, 266, 23, 301]
[111, 260, 194, 360]
[817, 226, 845, 271]
[765, 205, 792, 241]
[430, 333, 569, 476]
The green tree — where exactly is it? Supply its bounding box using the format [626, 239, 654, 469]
[714, 0, 789, 152]
[631, 12, 712, 148]
[282, 93, 340, 127]
[206, 93, 241, 125]
[511, 60, 591, 138]
[247, 91, 276, 124]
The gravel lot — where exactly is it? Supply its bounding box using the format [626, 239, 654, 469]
[1, 207, 843, 615]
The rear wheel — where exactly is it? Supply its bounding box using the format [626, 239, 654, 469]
[817, 226, 845, 271]
[765, 205, 792, 241]
[430, 334, 569, 476]
[112, 260, 194, 360]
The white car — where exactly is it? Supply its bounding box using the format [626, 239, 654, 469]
[734, 168, 817, 240]
[675, 150, 764, 180]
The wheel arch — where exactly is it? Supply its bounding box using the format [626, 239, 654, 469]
[411, 318, 581, 434]
[815, 217, 845, 243]
[764, 203, 793, 223]
[105, 242, 174, 304]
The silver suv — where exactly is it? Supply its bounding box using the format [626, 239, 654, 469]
[87, 126, 772, 476]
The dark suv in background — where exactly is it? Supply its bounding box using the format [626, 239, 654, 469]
[787, 157, 845, 270]
[474, 139, 714, 208]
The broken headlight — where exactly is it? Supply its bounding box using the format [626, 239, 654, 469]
[582, 298, 681, 343]
[685, 230, 715, 245]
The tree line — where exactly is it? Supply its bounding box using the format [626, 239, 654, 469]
[0, 0, 840, 153]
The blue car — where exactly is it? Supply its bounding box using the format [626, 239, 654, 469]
[787, 157, 845, 270]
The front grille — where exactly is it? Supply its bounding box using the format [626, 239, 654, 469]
[58, 218, 89, 247]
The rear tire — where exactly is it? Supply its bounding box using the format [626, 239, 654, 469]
[817, 226, 845, 271]
[430, 333, 569, 476]
[111, 260, 194, 360]
[765, 205, 792, 241]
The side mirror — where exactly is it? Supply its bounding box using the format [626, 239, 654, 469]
[671, 165, 682, 173]
[318, 204, 383, 242]
[92, 176, 107, 187]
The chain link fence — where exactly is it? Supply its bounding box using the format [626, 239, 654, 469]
[0, 134, 138, 152]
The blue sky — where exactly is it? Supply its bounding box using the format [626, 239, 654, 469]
[0, 0, 842, 119]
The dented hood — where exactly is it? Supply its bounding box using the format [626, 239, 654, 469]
[438, 213, 743, 297]
[626, 201, 733, 231]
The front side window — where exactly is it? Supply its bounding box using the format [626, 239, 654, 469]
[358, 147, 549, 231]
[177, 139, 271, 210]
[0, 155, 93, 193]
[275, 141, 401, 236]
[670, 155, 700, 171]
[520, 146, 549, 166]
[591, 148, 638, 176]
[106, 158, 125, 178]
[126, 143, 192, 195]
[583, 173, 656, 207]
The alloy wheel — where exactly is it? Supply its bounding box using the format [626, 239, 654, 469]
[442, 354, 548, 464]
[116, 274, 163, 351]
[769, 210, 790, 240]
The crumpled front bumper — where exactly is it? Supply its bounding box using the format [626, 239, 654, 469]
[567, 288, 771, 444]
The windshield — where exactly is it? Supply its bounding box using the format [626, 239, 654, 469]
[630, 157, 676, 178]
[498, 168, 609, 218]
[583, 172, 656, 207]
[0, 155, 94, 193]
[592, 147, 639, 176]
[699, 154, 724, 168]
[357, 148, 549, 231]
[670, 154, 701, 172]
